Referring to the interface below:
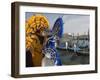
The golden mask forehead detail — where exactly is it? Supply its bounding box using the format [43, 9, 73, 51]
[26, 14, 49, 50]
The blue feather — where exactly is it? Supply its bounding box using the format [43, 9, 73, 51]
[52, 17, 63, 38]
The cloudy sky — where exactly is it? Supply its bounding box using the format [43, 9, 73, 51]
[26, 12, 90, 35]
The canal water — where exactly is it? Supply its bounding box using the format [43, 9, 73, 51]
[57, 49, 89, 65]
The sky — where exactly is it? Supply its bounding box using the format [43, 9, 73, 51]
[25, 12, 90, 35]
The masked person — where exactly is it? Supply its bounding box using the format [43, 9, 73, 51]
[26, 14, 49, 67]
